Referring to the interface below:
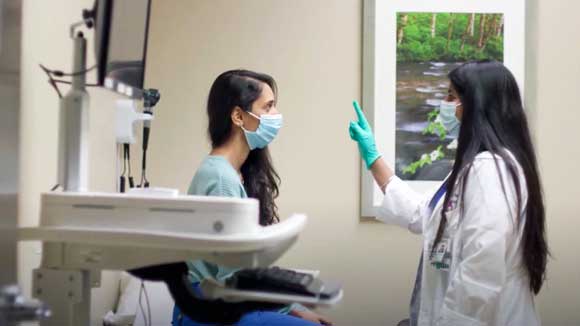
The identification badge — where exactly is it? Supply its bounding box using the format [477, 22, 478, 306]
[429, 238, 451, 270]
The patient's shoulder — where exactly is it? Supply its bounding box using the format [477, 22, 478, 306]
[189, 156, 243, 197]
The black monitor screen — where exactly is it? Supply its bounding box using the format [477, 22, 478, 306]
[95, 0, 152, 98]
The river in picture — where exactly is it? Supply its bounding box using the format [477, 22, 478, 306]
[395, 61, 461, 181]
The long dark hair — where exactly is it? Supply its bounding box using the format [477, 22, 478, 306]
[433, 60, 548, 294]
[206, 69, 280, 226]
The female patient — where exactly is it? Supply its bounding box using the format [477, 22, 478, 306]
[172, 70, 331, 326]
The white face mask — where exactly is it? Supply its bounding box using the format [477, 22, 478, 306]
[439, 100, 461, 135]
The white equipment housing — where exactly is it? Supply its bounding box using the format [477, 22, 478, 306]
[18, 192, 314, 326]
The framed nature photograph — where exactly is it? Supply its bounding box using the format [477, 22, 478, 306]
[360, 0, 525, 218]
[395, 12, 504, 181]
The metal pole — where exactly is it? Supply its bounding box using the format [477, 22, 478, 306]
[39, 28, 93, 326]
[57, 31, 90, 192]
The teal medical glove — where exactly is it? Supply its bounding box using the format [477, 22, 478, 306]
[349, 101, 381, 169]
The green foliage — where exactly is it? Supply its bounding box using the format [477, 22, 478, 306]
[402, 108, 447, 176]
[402, 145, 445, 175]
[427, 109, 439, 121]
[423, 109, 447, 140]
[423, 121, 447, 140]
[485, 36, 503, 60]
[397, 13, 504, 62]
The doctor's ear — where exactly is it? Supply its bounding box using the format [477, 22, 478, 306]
[231, 106, 244, 127]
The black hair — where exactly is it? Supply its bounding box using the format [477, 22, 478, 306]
[206, 69, 280, 226]
[433, 60, 548, 294]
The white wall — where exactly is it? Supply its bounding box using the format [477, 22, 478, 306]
[19, 1, 121, 324]
[526, 0, 580, 324]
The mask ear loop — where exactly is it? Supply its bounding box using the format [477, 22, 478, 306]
[239, 124, 250, 133]
[240, 111, 261, 132]
[247, 111, 262, 121]
[238, 116, 249, 132]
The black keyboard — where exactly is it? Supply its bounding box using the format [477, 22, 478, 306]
[225, 266, 340, 299]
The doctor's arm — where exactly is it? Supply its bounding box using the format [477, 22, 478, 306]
[437, 160, 514, 326]
[349, 101, 426, 233]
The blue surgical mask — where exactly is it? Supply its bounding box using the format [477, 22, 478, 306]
[439, 100, 461, 136]
[241, 112, 283, 150]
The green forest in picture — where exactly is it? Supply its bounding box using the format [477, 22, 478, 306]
[397, 13, 504, 62]
[394, 12, 505, 180]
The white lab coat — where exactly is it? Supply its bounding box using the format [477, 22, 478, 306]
[378, 152, 540, 326]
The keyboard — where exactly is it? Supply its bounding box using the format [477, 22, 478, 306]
[225, 266, 340, 299]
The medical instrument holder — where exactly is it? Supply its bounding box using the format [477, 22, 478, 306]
[141, 88, 160, 150]
[115, 99, 152, 144]
[139, 89, 160, 187]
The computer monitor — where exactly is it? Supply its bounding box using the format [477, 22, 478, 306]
[94, 0, 152, 99]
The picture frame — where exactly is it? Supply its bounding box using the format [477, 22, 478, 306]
[360, 0, 526, 218]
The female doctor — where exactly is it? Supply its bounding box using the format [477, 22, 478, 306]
[349, 61, 548, 326]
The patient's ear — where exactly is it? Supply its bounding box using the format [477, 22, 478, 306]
[231, 106, 244, 128]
